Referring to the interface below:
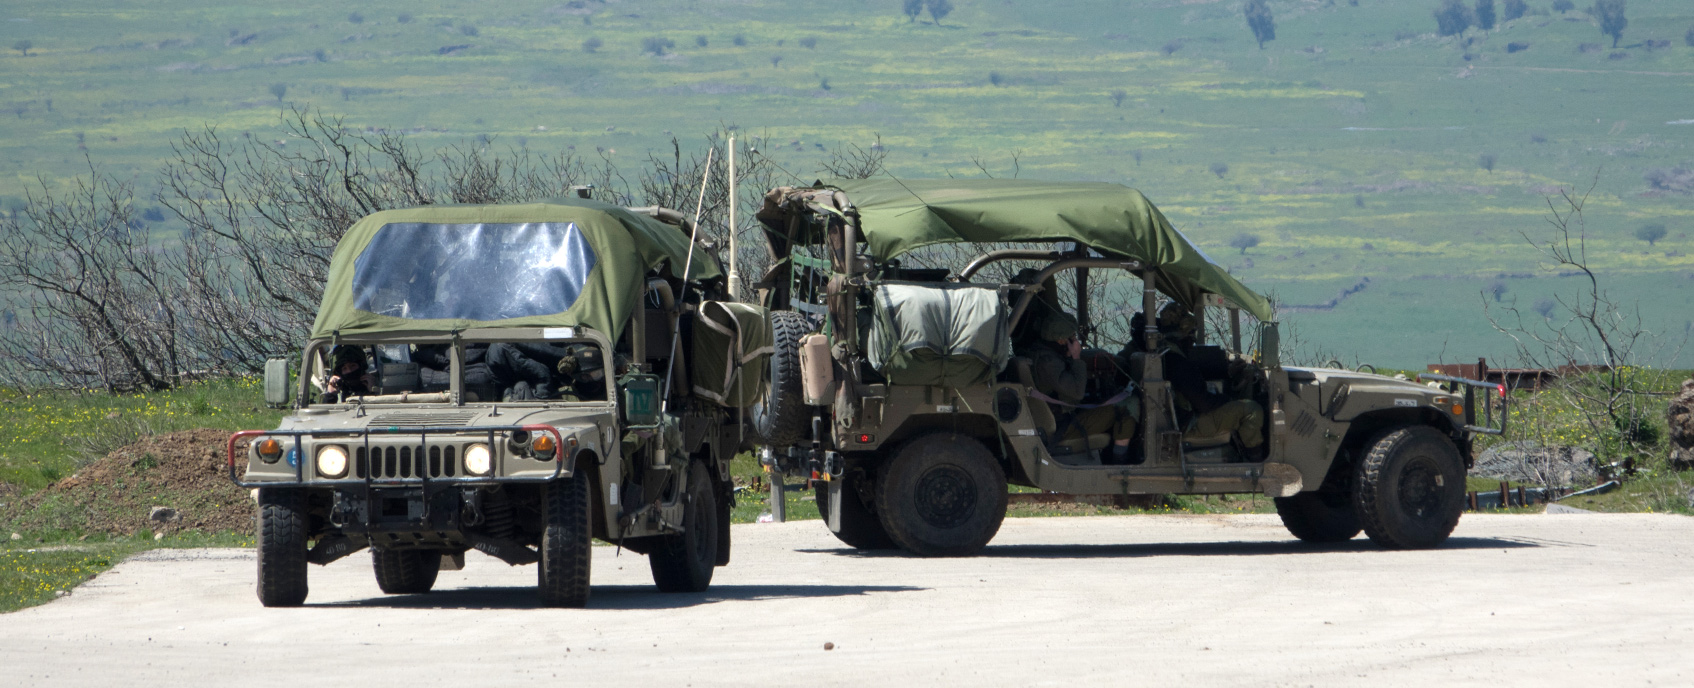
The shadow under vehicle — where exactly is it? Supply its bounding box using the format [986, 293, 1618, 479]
[748, 179, 1505, 556]
[230, 197, 771, 607]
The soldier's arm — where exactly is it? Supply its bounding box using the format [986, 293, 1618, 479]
[1035, 352, 1088, 404]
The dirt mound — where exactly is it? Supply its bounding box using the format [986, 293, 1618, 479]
[0, 429, 256, 537]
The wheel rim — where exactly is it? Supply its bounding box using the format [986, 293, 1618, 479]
[913, 464, 977, 529]
[1396, 455, 1447, 519]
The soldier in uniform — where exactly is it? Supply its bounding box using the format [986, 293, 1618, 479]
[320, 346, 373, 403]
[1154, 303, 1266, 459]
[1028, 312, 1140, 464]
[554, 345, 609, 402]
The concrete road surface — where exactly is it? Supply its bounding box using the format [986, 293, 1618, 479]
[4, 513, 1691, 687]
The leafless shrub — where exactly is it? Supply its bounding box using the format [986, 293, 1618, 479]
[818, 135, 888, 180]
[0, 163, 189, 392]
[1483, 177, 1686, 473]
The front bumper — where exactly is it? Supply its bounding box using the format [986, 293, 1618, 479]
[226, 424, 572, 489]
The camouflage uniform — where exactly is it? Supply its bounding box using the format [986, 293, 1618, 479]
[1027, 313, 1138, 448]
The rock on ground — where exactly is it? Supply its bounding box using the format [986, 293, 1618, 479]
[1473, 440, 1598, 486]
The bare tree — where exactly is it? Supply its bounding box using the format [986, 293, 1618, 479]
[1480, 152, 1497, 173]
[1483, 178, 1683, 474]
[818, 135, 888, 180]
[1110, 89, 1127, 108]
[0, 163, 187, 391]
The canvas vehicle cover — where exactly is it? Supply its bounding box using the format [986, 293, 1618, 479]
[868, 284, 1010, 387]
[691, 301, 774, 407]
[309, 198, 722, 342]
[819, 179, 1274, 321]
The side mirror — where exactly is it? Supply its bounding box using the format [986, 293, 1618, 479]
[620, 373, 660, 427]
[1259, 322, 1281, 370]
[263, 357, 291, 408]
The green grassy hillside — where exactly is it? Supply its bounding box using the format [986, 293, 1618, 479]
[2, 0, 1691, 366]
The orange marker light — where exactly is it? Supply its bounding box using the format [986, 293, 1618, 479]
[256, 438, 283, 461]
[531, 434, 558, 456]
[1451, 404, 1464, 415]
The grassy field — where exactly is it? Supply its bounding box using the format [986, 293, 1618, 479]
[1, 0, 1691, 366]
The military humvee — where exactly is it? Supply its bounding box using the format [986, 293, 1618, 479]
[748, 179, 1504, 556]
[230, 198, 771, 607]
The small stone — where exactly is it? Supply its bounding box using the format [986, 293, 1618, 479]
[8, 533, 19, 541]
[823, 642, 835, 651]
[55, 590, 69, 598]
[105, 411, 122, 419]
[153, 532, 164, 540]
[148, 506, 180, 523]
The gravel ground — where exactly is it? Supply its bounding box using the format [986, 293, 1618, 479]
[3, 513, 1691, 687]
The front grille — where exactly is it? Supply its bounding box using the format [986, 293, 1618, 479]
[356, 444, 459, 479]
[368, 411, 480, 429]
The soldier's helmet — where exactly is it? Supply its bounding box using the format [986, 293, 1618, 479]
[1156, 302, 1200, 339]
[557, 345, 606, 384]
[330, 346, 366, 373]
[1041, 312, 1079, 344]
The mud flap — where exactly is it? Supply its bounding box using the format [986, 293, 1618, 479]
[825, 478, 844, 533]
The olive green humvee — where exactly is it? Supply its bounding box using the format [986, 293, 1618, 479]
[747, 180, 1504, 556]
[232, 198, 769, 607]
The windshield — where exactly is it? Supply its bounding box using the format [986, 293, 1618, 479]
[351, 222, 598, 321]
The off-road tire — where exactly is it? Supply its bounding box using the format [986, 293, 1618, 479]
[1274, 491, 1362, 543]
[1354, 426, 1466, 549]
[538, 471, 593, 607]
[650, 461, 720, 592]
[256, 488, 309, 607]
[750, 310, 810, 447]
[875, 433, 1007, 557]
[371, 548, 441, 594]
[816, 474, 898, 550]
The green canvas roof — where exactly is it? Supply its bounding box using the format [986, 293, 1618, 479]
[310, 197, 720, 341]
[823, 178, 1274, 321]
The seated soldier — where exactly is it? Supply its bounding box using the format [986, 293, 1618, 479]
[1155, 303, 1266, 459]
[554, 345, 609, 401]
[320, 346, 373, 403]
[1028, 312, 1140, 464]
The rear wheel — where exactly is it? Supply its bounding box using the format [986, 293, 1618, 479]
[876, 433, 1007, 557]
[372, 548, 441, 594]
[1354, 426, 1466, 549]
[538, 471, 593, 607]
[650, 461, 720, 592]
[750, 310, 811, 447]
[1274, 491, 1362, 543]
[816, 473, 897, 550]
[256, 488, 309, 607]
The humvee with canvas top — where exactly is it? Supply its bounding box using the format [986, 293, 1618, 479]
[749, 179, 1504, 556]
[230, 197, 771, 607]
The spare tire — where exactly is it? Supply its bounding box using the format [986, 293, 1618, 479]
[750, 310, 811, 447]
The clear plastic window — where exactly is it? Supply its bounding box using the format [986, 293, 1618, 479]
[351, 222, 597, 321]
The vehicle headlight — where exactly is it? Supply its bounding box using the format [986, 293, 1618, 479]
[256, 438, 284, 464]
[316, 445, 349, 478]
[464, 443, 493, 476]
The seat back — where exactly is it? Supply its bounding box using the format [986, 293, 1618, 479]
[1012, 357, 1057, 435]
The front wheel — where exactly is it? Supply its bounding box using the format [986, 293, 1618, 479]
[1274, 491, 1361, 543]
[1354, 426, 1467, 549]
[538, 471, 593, 607]
[256, 488, 309, 607]
[875, 433, 1007, 557]
[649, 461, 720, 592]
